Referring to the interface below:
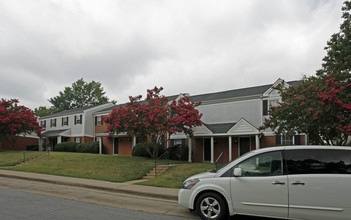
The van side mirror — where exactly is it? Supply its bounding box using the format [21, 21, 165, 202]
[233, 168, 242, 177]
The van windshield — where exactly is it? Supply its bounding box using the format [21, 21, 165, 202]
[210, 151, 253, 173]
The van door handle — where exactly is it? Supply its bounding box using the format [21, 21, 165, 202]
[272, 181, 285, 185]
[292, 181, 305, 185]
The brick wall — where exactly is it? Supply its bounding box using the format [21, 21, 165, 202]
[1, 136, 39, 151]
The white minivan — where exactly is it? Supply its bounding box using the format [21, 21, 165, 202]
[178, 146, 351, 220]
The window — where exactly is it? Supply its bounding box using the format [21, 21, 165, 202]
[172, 139, 185, 147]
[50, 119, 56, 127]
[263, 99, 280, 116]
[282, 136, 293, 145]
[286, 149, 351, 175]
[62, 117, 69, 126]
[236, 151, 283, 176]
[74, 137, 82, 143]
[276, 135, 296, 145]
[40, 120, 46, 128]
[95, 116, 103, 126]
[74, 115, 82, 125]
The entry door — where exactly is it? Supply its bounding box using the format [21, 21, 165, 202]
[203, 138, 211, 161]
[52, 137, 57, 151]
[239, 137, 250, 156]
[113, 138, 119, 155]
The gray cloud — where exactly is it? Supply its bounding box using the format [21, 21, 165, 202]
[0, 0, 344, 108]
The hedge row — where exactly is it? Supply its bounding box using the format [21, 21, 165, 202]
[54, 141, 99, 154]
[132, 143, 165, 158]
[55, 141, 188, 160]
[132, 143, 188, 161]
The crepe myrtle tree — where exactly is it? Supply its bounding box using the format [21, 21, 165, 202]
[0, 99, 42, 149]
[104, 87, 202, 158]
[261, 75, 350, 146]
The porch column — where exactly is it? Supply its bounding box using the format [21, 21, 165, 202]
[255, 134, 260, 150]
[211, 137, 214, 163]
[132, 136, 137, 148]
[228, 136, 232, 162]
[188, 137, 192, 163]
[57, 136, 62, 144]
[98, 137, 102, 154]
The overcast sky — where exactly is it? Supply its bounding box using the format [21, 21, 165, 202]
[0, 0, 345, 109]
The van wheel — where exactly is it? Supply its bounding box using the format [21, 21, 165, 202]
[196, 192, 227, 220]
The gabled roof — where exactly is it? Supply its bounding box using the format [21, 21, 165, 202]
[189, 80, 302, 103]
[39, 103, 113, 119]
[95, 79, 303, 115]
[204, 123, 236, 134]
[41, 129, 70, 137]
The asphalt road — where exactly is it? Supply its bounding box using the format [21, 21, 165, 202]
[0, 176, 276, 220]
[0, 188, 188, 220]
[0, 176, 195, 219]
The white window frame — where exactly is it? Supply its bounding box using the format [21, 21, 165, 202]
[96, 116, 103, 126]
[62, 117, 69, 126]
[50, 119, 56, 127]
[74, 137, 82, 143]
[282, 136, 294, 145]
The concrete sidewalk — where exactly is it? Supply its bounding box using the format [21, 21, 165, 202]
[0, 169, 179, 201]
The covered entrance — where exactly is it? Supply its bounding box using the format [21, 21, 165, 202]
[184, 118, 261, 163]
[40, 129, 71, 151]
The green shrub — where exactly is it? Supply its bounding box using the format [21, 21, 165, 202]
[168, 144, 188, 161]
[77, 142, 99, 153]
[132, 142, 165, 158]
[54, 142, 78, 152]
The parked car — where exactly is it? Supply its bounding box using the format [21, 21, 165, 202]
[178, 146, 351, 220]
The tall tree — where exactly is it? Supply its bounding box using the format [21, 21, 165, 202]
[104, 87, 203, 158]
[34, 106, 55, 117]
[0, 99, 42, 149]
[261, 1, 351, 146]
[48, 78, 114, 111]
[317, 1, 351, 76]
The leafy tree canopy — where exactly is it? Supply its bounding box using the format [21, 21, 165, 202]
[262, 1, 351, 146]
[34, 106, 56, 117]
[48, 78, 115, 112]
[104, 87, 202, 158]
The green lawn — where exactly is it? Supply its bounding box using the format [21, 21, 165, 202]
[0, 151, 216, 188]
[0, 150, 45, 166]
[138, 163, 215, 188]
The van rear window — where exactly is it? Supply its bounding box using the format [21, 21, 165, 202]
[286, 149, 351, 175]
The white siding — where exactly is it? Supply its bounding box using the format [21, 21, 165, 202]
[198, 99, 261, 127]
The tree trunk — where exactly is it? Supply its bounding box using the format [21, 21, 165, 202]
[7, 136, 17, 150]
